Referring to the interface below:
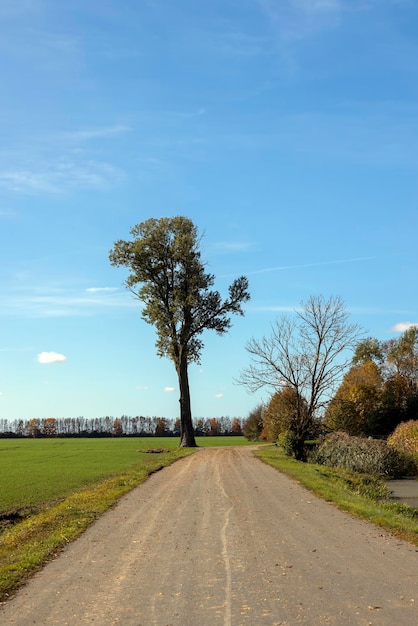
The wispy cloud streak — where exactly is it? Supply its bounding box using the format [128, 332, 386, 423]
[249, 256, 375, 275]
[61, 125, 131, 142]
[1, 286, 137, 318]
[0, 122, 130, 195]
[258, 0, 342, 42]
[0, 161, 124, 194]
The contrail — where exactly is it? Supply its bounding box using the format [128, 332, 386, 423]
[248, 256, 375, 275]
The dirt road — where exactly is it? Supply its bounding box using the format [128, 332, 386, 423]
[1, 447, 417, 625]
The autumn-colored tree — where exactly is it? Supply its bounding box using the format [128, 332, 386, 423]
[112, 418, 123, 437]
[42, 418, 58, 437]
[231, 417, 242, 435]
[209, 417, 220, 436]
[325, 361, 383, 436]
[328, 328, 418, 437]
[387, 419, 418, 456]
[27, 418, 41, 438]
[154, 417, 169, 436]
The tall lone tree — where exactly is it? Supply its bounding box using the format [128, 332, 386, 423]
[109, 216, 250, 447]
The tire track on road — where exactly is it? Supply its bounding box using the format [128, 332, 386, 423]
[213, 450, 234, 626]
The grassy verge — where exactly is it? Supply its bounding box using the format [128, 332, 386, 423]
[0, 448, 194, 602]
[256, 445, 418, 547]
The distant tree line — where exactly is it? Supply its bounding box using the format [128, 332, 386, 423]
[0, 415, 243, 438]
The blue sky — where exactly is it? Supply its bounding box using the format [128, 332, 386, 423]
[1, 0, 417, 423]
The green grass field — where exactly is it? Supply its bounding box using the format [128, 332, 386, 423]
[0, 436, 251, 516]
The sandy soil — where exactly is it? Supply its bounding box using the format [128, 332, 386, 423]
[1, 447, 417, 625]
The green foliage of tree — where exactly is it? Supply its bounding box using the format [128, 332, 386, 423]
[109, 216, 250, 447]
[263, 386, 309, 442]
[239, 295, 362, 460]
[242, 404, 264, 441]
[352, 337, 384, 366]
[385, 327, 418, 385]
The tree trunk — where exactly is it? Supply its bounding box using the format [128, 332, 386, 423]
[177, 355, 197, 447]
[293, 435, 307, 462]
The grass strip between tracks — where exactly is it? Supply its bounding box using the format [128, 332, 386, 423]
[0, 448, 194, 603]
[256, 445, 418, 548]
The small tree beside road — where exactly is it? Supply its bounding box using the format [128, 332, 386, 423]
[109, 216, 250, 447]
[239, 295, 362, 460]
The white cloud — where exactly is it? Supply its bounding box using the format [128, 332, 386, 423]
[0, 391, 4, 396]
[136, 385, 148, 392]
[62, 125, 131, 142]
[0, 160, 124, 195]
[214, 241, 254, 252]
[164, 387, 176, 393]
[215, 393, 224, 399]
[0, 120, 128, 196]
[392, 322, 418, 332]
[85, 287, 119, 293]
[38, 351, 67, 364]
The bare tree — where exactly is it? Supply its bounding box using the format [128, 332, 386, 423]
[239, 295, 362, 459]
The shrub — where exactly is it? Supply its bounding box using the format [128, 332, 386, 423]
[311, 432, 417, 478]
[277, 430, 298, 457]
[387, 420, 418, 456]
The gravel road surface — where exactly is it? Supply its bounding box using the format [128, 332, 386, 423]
[1, 447, 417, 625]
